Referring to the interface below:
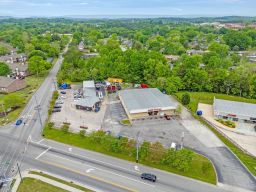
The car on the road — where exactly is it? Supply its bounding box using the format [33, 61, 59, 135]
[15, 119, 23, 126]
[60, 91, 66, 94]
[140, 173, 157, 182]
[52, 108, 61, 113]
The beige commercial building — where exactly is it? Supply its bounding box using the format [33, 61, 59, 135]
[119, 88, 177, 120]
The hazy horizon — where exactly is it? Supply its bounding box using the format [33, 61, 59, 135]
[0, 0, 255, 17]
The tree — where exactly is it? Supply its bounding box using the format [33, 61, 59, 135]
[0, 62, 10, 76]
[79, 130, 86, 137]
[172, 149, 194, 172]
[181, 93, 190, 105]
[28, 56, 51, 76]
[224, 31, 252, 50]
[208, 42, 229, 57]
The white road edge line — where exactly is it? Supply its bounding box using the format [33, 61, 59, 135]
[37, 139, 44, 144]
[35, 147, 52, 160]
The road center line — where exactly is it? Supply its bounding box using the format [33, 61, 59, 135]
[35, 147, 52, 160]
[44, 153, 155, 187]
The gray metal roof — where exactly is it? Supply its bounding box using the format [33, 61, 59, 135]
[83, 80, 95, 89]
[214, 98, 256, 118]
[75, 97, 100, 108]
[119, 88, 177, 113]
[0, 76, 15, 87]
[83, 88, 97, 98]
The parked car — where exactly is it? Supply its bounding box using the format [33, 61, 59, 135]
[54, 105, 62, 109]
[95, 107, 100, 113]
[56, 100, 64, 104]
[140, 173, 157, 182]
[60, 95, 67, 99]
[60, 91, 66, 94]
[15, 119, 23, 126]
[52, 108, 61, 113]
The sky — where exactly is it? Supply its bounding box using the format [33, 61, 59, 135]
[0, 0, 255, 17]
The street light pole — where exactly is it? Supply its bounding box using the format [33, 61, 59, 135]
[34, 94, 43, 130]
[17, 163, 22, 183]
[181, 132, 184, 149]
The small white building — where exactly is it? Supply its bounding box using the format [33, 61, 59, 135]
[213, 98, 256, 124]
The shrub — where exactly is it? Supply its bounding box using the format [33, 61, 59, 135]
[48, 122, 54, 129]
[181, 92, 190, 105]
[79, 130, 86, 137]
[61, 124, 69, 133]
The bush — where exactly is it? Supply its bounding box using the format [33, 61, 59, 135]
[61, 124, 69, 133]
[181, 92, 190, 105]
[216, 119, 236, 128]
[79, 130, 86, 137]
[48, 122, 55, 129]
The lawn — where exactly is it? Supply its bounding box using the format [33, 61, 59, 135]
[29, 171, 93, 192]
[17, 178, 68, 192]
[175, 91, 256, 112]
[43, 125, 217, 184]
[174, 91, 256, 176]
[0, 75, 45, 125]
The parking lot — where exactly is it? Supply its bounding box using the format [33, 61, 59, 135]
[50, 89, 107, 133]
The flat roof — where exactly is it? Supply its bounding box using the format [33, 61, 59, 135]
[214, 98, 256, 118]
[75, 97, 100, 108]
[119, 88, 177, 114]
[83, 80, 95, 89]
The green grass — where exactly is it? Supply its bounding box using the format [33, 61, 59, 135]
[0, 75, 45, 125]
[175, 91, 256, 112]
[120, 119, 131, 125]
[29, 171, 93, 192]
[175, 91, 256, 176]
[17, 178, 68, 192]
[43, 126, 217, 184]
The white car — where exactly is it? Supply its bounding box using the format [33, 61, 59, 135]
[60, 95, 67, 99]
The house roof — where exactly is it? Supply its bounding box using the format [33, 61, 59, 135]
[119, 88, 177, 114]
[83, 80, 95, 89]
[0, 76, 15, 88]
[7, 63, 28, 72]
[83, 88, 97, 98]
[75, 97, 100, 108]
[213, 98, 256, 118]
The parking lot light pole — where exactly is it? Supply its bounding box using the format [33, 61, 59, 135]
[136, 131, 140, 163]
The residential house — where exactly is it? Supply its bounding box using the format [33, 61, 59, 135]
[0, 76, 26, 93]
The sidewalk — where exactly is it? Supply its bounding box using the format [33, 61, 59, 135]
[12, 170, 87, 192]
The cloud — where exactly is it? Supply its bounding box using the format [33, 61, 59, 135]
[26, 2, 53, 6]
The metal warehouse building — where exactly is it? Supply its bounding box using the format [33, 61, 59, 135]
[213, 98, 256, 123]
[119, 88, 177, 120]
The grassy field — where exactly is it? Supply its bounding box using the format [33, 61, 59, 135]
[175, 91, 256, 112]
[17, 178, 68, 192]
[43, 126, 217, 184]
[175, 91, 256, 176]
[29, 171, 93, 192]
[0, 76, 45, 125]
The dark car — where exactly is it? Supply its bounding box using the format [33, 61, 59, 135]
[15, 119, 23, 126]
[52, 108, 61, 113]
[140, 173, 157, 182]
[54, 105, 62, 109]
[60, 91, 66, 94]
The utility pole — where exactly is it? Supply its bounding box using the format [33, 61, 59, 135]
[17, 163, 22, 183]
[181, 132, 185, 149]
[52, 78, 57, 91]
[1, 103, 7, 119]
[34, 94, 43, 130]
[136, 131, 140, 163]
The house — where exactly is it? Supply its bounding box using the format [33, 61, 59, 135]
[213, 98, 256, 124]
[83, 53, 99, 59]
[0, 76, 26, 93]
[186, 49, 205, 56]
[7, 63, 29, 77]
[78, 41, 85, 51]
[119, 88, 177, 120]
[165, 55, 180, 62]
[75, 80, 101, 111]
